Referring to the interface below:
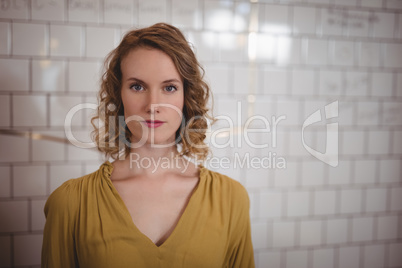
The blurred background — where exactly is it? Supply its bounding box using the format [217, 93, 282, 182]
[0, 0, 401, 267]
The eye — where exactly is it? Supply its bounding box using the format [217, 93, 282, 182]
[130, 83, 144, 92]
[165, 85, 177, 93]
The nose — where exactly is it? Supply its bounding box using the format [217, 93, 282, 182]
[145, 91, 160, 114]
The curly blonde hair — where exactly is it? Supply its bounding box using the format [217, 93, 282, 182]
[91, 23, 212, 161]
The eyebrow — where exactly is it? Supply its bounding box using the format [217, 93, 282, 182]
[126, 77, 181, 86]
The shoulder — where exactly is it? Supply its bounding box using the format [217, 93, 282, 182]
[201, 168, 250, 207]
[44, 162, 112, 216]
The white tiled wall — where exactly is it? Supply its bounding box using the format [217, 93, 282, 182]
[0, 0, 401, 267]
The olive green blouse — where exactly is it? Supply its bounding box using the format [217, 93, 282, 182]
[41, 162, 255, 268]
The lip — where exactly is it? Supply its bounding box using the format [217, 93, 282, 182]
[143, 120, 165, 128]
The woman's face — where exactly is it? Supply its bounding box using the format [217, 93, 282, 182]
[120, 47, 184, 147]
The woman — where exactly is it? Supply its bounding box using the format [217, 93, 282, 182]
[42, 23, 255, 268]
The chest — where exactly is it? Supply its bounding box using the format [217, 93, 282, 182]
[112, 178, 198, 246]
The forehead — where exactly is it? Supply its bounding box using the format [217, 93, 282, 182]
[120, 47, 182, 81]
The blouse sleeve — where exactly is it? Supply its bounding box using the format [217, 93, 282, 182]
[228, 182, 255, 268]
[41, 180, 79, 268]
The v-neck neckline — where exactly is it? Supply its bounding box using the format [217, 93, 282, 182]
[102, 161, 205, 249]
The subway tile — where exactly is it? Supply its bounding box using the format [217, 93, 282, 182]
[365, 188, 388, 213]
[301, 161, 326, 186]
[251, 222, 268, 249]
[358, 42, 381, 67]
[340, 151, 362, 178]
[363, 244, 385, 268]
[13, 165, 47, 197]
[360, 0, 383, 8]
[354, 159, 377, 184]
[0, 166, 11, 198]
[386, 0, 402, 9]
[13, 234, 42, 266]
[67, 131, 100, 161]
[397, 73, 402, 97]
[204, 0, 233, 32]
[86, 27, 116, 58]
[0, 22, 10, 55]
[306, 39, 328, 65]
[291, 69, 315, 96]
[0, 0, 29, 19]
[260, 4, 290, 34]
[356, 101, 380, 126]
[31, 0, 65, 21]
[345, 71, 369, 96]
[69, 61, 101, 92]
[272, 221, 295, 248]
[257, 251, 281, 268]
[299, 220, 322, 246]
[233, 2, 251, 32]
[32, 130, 66, 162]
[320, 8, 344, 36]
[233, 65, 259, 95]
[0, 95, 10, 127]
[261, 68, 288, 95]
[186, 31, 218, 62]
[287, 191, 310, 217]
[371, 72, 394, 97]
[367, 130, 390, 155]
[338, 100, 355, 126]
[12, 95, 47, 127]
[49, 95, 84, 126]
[384, 43, 402, 68]
[0, 201, 28, 232]
[274, 161, 298, 188]
[288, 130, 310, 157]
[373, 12, 396, 39]
[330, 40, 355, 66]
[383, 101, 402, 126]
[378, 159, 401, 183]
[314, 190, 336, 215]
[293, 7, 316, 34]
[254, 34, 277, 64]
[0, 236, 11, 267]
[138, 0, 167, 26]
[68, 0, 100, 23]
[319, 70, 342, 96]
[312, 248, 334, 268]
[340, 189, 363, 214]
[244, 166, 270, 188]
[49, 164, 83, 192]
[218, 33, 247, 62]
[346, 10, 370, 37]
[259, 191, 282, 218]
[12, 22, 47, 56]
[0, 135, 29, 163]
[326, 218, 348, 244]
[104, 0, 135, 25]
[0, 59, 29, 92]
[50, 25, 83, 57]
[32, 60, 66, 92]
[339, 246, 360, 268]
[352, 216, 374, 242]
[392, 130, 402, 155]
[274, 99, 301, 126]
[205, 63, 229, 94]
[31, 199, 46, 231]
[341, 131, 365, 155]
[286, 250, 308, 268]
[172, 0, 202, 30]
[388, 243, 402, 267]
[377, 215, 399, 240]
[278, 36, 302, 65]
